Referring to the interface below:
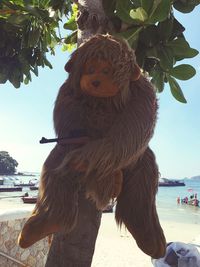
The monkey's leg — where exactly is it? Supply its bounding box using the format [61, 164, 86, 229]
[115, 147, 166, 259]
[18, 145, 80, 248]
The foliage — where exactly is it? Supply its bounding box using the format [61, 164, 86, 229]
[102, 0, 200, 103]
[0, 0, 200, 102]
[0, 0, 73, 88]
[0, 151, 18, 175]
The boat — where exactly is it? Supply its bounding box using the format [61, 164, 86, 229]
[159, 178, 185, 187]
[29, 185, 39, 191]
[14, 178, 38, 187]
[22, 196, 37, 204]
[0, 186, 23, 192]
[14, 181, 36, 187]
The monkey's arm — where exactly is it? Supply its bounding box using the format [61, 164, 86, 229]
[58, 77, 157, 179]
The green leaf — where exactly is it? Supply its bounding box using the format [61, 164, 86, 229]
[28, 29, 40, 47]
[1, 1, 24, 12]
[62, 43, 76, 52]
[171, 18, 185, 39]
[146, 47, 159, 58]
[7, 14, 29, 25]
[19, 59, 30, 76]
[71, 2, 77, 12]
[9, 69, 21, 88]
[0, 72, 8, 84]
[64, 30, 77, 45]
[23, 6, 49, 19]
[43, 57, 53, 69]
[148, 0, 171, 23]
[132, 0, 141, 7]
[139, 25, 159, 47]
[64, 17, 77, 31]
[130, 7, 148, 22]
[151, 71, 165, 92]
[116, 0, 134, 24]
[173, 0, 199, 13]
[64, 3, 78, 31]
[158, 18, 174, 41]
[116, 26, 142, 48]
[31, 65, 39, 76]
[169, 64, 196, 80]
[168, 76, 187, 103]
[45, 29, 52, 45]
[166, 38, 199, 58]
[24, 76, 29, 84]
[24, 71, 32, 82]
[141, 0, 153, 14]
[158, 47, 174, 70]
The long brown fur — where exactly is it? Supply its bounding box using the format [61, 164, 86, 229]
[18, 34, 166, 258]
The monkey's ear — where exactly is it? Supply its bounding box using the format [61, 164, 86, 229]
[65, 58, 74, 72]
[131, 64, 141, 81]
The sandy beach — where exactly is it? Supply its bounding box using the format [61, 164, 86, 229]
[1, 198, 200, 266]
[92, 213, 200, 267]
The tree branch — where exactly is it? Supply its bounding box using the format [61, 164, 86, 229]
[76, 0, 108, 44]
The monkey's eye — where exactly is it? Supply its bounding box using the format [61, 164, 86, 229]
[102, 68, 110, 75]
[86, 66, 95, 74]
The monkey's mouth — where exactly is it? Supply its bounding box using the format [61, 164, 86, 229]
[80, 77, 120, 97]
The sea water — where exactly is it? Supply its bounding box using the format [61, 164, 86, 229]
[157, 179, 200, 225]
[0, 175, 200, 226]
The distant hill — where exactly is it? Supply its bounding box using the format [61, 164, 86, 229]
[190, 175, 200, 180]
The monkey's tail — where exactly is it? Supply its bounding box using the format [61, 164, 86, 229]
[115, 147, 166, 259]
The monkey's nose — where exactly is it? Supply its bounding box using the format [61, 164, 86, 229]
[92, 80, 100, 87]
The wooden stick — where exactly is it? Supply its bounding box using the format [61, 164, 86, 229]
[39, 136, 90, 145]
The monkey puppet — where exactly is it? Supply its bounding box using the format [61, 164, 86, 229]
[18, 34, 166, 258]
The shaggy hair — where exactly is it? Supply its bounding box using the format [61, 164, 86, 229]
[21, 34, 166, 258]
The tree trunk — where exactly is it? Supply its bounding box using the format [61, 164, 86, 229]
[45, 190, 102, 267]
[45, 1, 108, 266]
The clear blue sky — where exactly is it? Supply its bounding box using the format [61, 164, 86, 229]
[0, 7, 200, 179]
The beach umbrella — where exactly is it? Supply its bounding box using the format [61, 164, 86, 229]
[187, 188, 193, 192]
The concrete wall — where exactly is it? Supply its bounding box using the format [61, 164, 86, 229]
[0, 209, 49, 267]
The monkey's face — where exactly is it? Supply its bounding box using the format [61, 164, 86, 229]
[80, 59, 120, 97]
